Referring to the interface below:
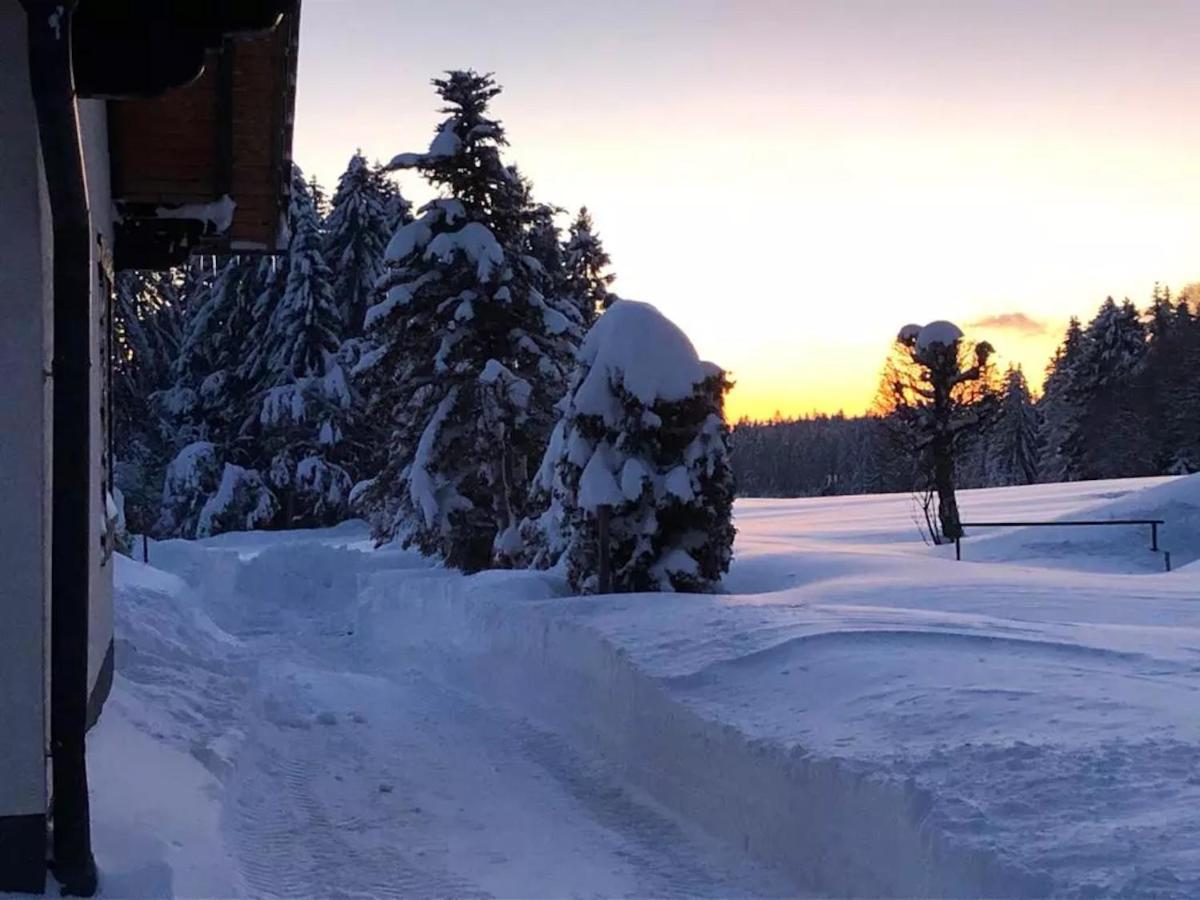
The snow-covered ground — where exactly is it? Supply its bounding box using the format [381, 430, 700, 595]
[91, 476, 1200, 897]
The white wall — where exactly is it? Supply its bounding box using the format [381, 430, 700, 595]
[0, 1, 118, 824]
[79, 97, 115, 713]
[0, 0, 51, 820]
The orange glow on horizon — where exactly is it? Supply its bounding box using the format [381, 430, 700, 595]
[722, 327, 1066, 422]
[295, 3, 1200, 427]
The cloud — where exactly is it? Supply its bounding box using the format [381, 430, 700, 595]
[967, 312, 1049, 336]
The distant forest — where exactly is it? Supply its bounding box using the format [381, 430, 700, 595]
[731, 284, 1200, 498]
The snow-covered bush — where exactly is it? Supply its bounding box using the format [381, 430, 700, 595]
[157, 441, 279, 538]
[156, 441, 223, 537]
[524, 300, 735, 593]
[195, 464, 279, 538]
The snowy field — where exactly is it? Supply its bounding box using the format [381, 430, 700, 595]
[90, 475, 1200, 898]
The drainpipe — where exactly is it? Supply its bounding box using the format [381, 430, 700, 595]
[20, 1, 97, 896]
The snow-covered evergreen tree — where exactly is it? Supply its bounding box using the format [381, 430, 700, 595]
[1037, 316, 1085, 482]
[323, 152, 396, 337]
[157, 441, 278, 539]
[308, 174, 330, 222]
[356, 70, 581, 570]
[1069, 297, 1149, 479]
[113, 269, 185, 535]
[243, 165, 352, 527]
[562, 206, 615, 327]
[525, 201, 567, 300]
[373, 161, 414, 235]
[158, 256, 265, 455]
[988, 366, 1040, 486]
[523, 300, 735, 593]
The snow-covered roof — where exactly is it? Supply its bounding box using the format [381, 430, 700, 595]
[575, 300, 709, 413]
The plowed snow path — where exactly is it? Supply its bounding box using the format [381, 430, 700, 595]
[214, 573, 793, 899]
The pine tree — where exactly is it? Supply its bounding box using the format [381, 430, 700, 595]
[357, 70, 580, 570]
[563, 206, 615, 327]
[113, 269, 185, 536]
[244, 164, 352, 527]
[524, 300, 735, 592]
[1037, 316, 1086, 482]
[308, 174, 330, 222]
[323, 152, 396, 337]
[374, 162, 414, 235]
[525, 200, 569, 314]
[988, 366, 1040, 486]
[1070, 297, 1150, 479]
[159, 256, 263, 453]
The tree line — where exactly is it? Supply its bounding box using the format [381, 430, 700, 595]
[733, 283, 1200, 510]
[114, 70, 734, 593]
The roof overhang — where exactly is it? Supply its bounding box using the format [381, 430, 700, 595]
[83, 1, 301, 269]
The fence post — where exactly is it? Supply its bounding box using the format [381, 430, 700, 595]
[955, 536, 961, 561]
[1151, 522, 1159, 552]
[1165, 551, 1172, 573]
[143, 533, 149, 563]
[596, 505, 612, 594]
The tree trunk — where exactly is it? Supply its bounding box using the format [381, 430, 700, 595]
[933, 433, 962, 541]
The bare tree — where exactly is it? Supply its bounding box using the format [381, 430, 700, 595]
[877, 321, 998, 543]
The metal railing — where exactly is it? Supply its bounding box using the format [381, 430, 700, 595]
[955, 519, 1167, 568]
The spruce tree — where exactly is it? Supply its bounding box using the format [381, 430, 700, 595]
[1037, 316, 1086, 482]
[243, 165, 352, 527]
[324, 152, 396, 337]
[357, 70, 580, 570]
[158, 256, 264, 456]
[1070, 297, 1150, 479]
[524, 300, 735, 592]
[375, 162, 414, 235]
[563, 206, 615, 327]
[989, 366, 1040, 486]
[113, 269, 184, 536]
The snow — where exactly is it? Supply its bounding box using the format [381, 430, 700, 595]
[479, 358, 532, 410]
[575, 300, 710, 414]
[578, 442, 624, 510]
[916, 319, 965, 350]
[662, 464, 694, 501]
[409, 389, 458, 528]
[386, 120, 462, 170]
[423, 222, 505, 282]
[620, 457, 650, 500]
[383, 216, 433, 263]
[92, 474, 1200, 898]
[154, 195, 237, 233]
[428, 118, 462, 158]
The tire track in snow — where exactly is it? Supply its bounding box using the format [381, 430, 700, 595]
[223, 663, 489, 899]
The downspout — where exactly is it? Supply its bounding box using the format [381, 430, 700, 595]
[19, 1, 98, 896]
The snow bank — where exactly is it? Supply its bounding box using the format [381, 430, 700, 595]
[96, 477, 1200, 898]
[356, 475, 1200, 897]
[353, 570, 1054, 897]
[960, 472, 1200, 572]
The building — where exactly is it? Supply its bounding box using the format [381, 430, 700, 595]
[0, 2, 300, 894]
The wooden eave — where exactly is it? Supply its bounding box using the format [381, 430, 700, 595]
[98, 4, 300, 269]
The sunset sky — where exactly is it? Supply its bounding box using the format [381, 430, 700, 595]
[294, 0, 1200, 421]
